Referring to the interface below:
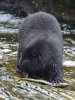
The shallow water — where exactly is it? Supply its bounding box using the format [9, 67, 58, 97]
[0, 12, 75, 100]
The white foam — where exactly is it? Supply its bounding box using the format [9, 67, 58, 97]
[0, 13, 13, 22]
[63, 60, 75, 67]
[1, 49, 12, 53]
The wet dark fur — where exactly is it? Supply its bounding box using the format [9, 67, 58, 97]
[17, 12, 63, 82]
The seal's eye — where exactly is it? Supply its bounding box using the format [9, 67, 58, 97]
[32, 49, 38, 57]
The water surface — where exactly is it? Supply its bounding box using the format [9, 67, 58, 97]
[0, 12, 75, 100]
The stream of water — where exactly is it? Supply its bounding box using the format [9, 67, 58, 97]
[0, 12, 75, 100]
